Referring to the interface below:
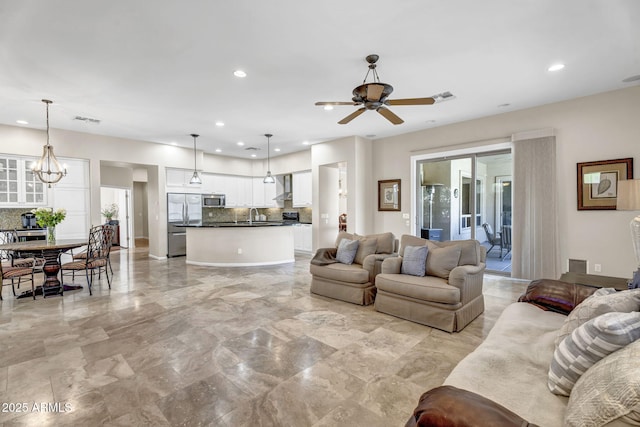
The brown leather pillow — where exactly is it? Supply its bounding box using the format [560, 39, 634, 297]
[405, 386, 538, 427]
[518, 279, 597, 315]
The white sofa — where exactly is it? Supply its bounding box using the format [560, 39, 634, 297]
[438, 298, 640, 427]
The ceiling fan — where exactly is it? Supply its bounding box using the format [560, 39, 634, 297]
[315, 54, 436, 125]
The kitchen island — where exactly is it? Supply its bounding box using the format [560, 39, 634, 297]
[185, 222, 295, 267]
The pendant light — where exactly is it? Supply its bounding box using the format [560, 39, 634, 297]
[263, 133, 275, 184]
[32, 99, 67, 187]
[189, 133, 202, 184]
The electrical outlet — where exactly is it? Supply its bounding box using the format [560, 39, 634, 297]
[405, 220, 410, 227]
[237, 248, 242, 255]
[208, 212, 213, 217]
[594, 264, 602, 272]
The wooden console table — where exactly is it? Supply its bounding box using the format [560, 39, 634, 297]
[559, 272, 630, 291]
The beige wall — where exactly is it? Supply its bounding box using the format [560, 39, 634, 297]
[372, 86, 640, 278]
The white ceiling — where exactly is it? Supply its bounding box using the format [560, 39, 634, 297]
[1, 0, 639, 160]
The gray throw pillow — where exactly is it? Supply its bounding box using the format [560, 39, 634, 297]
[425, 242, 462, 279]
[336, 238, 359, 265]
[548, 311, 640, 396]
[555, 288, 640, 347]
[401, 245, 428, 276]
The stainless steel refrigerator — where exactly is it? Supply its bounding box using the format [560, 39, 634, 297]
[167, 193, 202, 257]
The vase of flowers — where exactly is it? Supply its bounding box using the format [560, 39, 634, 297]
[32, 207, 67, 243]
[101, 203, 119, 225]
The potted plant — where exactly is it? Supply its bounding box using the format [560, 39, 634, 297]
[101, 203, 119, 225]
[32, 207, 67, 243]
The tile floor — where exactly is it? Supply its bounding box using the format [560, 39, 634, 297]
[0, 247, 528, 426]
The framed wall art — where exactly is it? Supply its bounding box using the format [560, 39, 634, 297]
[378, 179, 401, 211]
[577, 158, 633, 210]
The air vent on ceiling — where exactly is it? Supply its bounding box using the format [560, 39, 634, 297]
[74, 115, 101, 124]
[431, 91, 455, 103]
[244, 147, 261, 151]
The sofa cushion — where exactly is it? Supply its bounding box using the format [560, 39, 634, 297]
[435, 239, 481, 266]
[425, 241, 461, 279]
[548, 311, 640, 396]
[565, 339, 640, 427]
[401, 245, 428, 277]
[444, 303, 568, 427]
[555, 288, 640, 347]
[354, 237, 377, 265]
[309, 262, 370, 284]
[376, 274, 460, 304]
[334, 231, 356, 247]
[357, 231, 396, 254]
[399, 234, 429, 257]
[406, 385, 539, 427]
[518, 279, 598, 315]
[336, 238, 359, 265]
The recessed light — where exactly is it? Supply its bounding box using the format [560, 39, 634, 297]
[215, 148, 222, 153]
[323, 105, 334, 111]
[548, 63, 565, 72]
[16, 120, 28, 125]
[233, 70, 247, 78]
[274, 148, 281, 152]
[302, 141, 310, 145]
[237, 141, 244, 146]
[170, 142, 178, 146]
[215, 121, 224, 127]
[250, 154, 257, 158]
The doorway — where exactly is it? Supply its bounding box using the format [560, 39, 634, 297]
[100, 187, 132, 249]
[417, 149, 512, 274]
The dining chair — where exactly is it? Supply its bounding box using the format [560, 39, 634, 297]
[0, 231, 44, 295]
[0, 257, 36, 300]
[60, 225, 115, 295]
[71, 224, 115, 275]
[482, 223, 502, 256]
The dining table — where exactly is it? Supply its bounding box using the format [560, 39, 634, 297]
[0, 238, 86, 298]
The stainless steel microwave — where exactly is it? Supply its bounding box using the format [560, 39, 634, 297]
[202, 194, 225, 207]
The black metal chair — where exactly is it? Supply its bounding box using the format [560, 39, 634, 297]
[501, 225, 512, 260]
[60, 225, 115, 295]
[482, 223, 502, 256]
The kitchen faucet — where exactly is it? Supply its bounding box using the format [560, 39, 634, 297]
[248, 207, 259, 224]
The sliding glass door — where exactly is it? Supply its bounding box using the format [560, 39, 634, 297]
[417, 150, 512, 274]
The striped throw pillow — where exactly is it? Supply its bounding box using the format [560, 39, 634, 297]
[548, 311, 640, 396]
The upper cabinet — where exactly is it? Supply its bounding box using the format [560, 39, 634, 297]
[0, 155, 47, 206]
[165, 168, 201, 192]
[292, 171, 312, 207]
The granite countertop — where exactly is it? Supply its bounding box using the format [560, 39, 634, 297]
[184, 221, 292, 228]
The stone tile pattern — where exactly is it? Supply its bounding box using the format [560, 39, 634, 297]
[0, 248, 526, 426]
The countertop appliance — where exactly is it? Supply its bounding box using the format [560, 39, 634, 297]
[21, 212, 37, 228]
[282, 211, 299, 224]
[202, 194, 225, 208]
[167, 193, 202, 257]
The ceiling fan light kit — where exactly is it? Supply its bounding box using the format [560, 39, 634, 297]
[315, 54, 438, 125]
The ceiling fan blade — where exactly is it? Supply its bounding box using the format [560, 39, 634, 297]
[338, 108, 366, 124]
[366, 84, 385, 102]
[315, 101, 358, 106]
[386, 97, 436, 106]
[377, 107, 404, 125]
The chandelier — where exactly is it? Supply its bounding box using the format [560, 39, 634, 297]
[263, 133, 275, 184]
[32, 99, 67, 187]
[189, 133, 202, 184]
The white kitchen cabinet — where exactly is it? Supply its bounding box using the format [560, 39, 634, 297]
[292, 171, 312, 207]
[251, 177, 278, 208]
[293, 223, 312, 252]
[201, 173, 223, 194]
[166, 168, 201, 192]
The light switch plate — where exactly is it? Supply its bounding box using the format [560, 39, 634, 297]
[402, 213, 410, 219]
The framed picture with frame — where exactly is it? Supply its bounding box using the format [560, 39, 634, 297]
[577, 158, 633, 210]
[378, 179, 401, 211]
